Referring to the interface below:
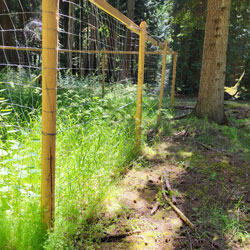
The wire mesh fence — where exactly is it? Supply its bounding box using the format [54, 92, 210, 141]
[0, 0, 177, 241]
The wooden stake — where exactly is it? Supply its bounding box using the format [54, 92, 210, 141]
[41, 0, 59, 229]
[157, 40, 168, 125]
[135, 21, 146, 150]
[170, 52, 178, 109]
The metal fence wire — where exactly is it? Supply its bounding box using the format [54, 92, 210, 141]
[0, 0, 177, 230]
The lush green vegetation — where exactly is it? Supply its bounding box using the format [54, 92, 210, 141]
[0, 70, 161, 249]
[0, 0, 249, 249]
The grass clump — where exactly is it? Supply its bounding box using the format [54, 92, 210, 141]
[0, 72, 159, 249]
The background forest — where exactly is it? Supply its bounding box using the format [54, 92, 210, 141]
[113, 0, 250, 97]
[1, 0, 249, 96]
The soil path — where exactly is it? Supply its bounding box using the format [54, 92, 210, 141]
[97, 123, 250, 250]
[97, 142, 190, 250]
[95, 101, 250, 250]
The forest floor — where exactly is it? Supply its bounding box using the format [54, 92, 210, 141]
[87, 98, 250, 250]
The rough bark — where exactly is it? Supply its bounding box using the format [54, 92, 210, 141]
[195, 0, 232, 124]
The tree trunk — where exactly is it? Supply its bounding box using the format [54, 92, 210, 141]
[194, 0, 232, 124]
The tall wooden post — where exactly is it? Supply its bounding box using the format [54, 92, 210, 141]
[157, 40, 168, 125]
[102, 49, 106, 97]
[170, 52, 178, 109]
[41, 0, 59, 229]
[135, 21, 146, 150]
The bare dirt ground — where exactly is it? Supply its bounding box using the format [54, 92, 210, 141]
[92, 100, 250, 250]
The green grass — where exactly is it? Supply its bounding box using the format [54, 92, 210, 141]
[158, 108, 250, 249]
[0, 72, 160, 249]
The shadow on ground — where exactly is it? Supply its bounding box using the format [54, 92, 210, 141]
[157, 114, 250, 249]
[95, 100, 250, 250]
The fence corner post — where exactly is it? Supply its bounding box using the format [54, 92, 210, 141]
[41, 0, 59, 229]
[157, 40, 168, 125]
[135, 21, 146, 151]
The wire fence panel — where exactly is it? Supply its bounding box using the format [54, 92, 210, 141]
[0, 0, 177, 247]
[0, 0, 43, 245]
[55, 0, 142, 232]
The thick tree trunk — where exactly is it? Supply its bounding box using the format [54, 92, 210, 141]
[194, 0, 232, 124]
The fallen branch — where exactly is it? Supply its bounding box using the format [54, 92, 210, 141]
[100, 230, 141, 242]
[195, 141, 220, 153]
[193, 139, 233, 158]
[150, 202, 160, 216]
[162, 183, 195, 229]
[162, 174, 177, 204]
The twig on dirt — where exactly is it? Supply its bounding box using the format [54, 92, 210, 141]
[194, 139, 234, 158]
[161, 181, 195, 229]
[194, 140, 221, 153]
[162, 174, 177, 204]
[135, 235, 148, 245]
[150, 202, 160, 216]
[100, 230, 141, 242]
[184, 126, 190, 138]
[162, 192, 195, 229]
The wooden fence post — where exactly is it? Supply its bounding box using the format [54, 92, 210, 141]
[157, 40, 168, 125]
[41, 0, 59, 229]
[170, 52, 178, 109]
[135, 21, 146, 150]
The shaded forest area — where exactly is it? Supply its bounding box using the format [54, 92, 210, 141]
[113, 0, 250, 97]
[1, 0, 249, 96]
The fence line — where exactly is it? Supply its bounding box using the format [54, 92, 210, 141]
[171, 52, 178, 109]
[157, 40, 168, 125]
[0, 46, 172, 55]
[0, 0, 178, 230]
[135, 21, 146, 150]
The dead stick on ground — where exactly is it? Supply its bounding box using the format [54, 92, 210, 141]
[195, 141, 219, 152]
[162, 186, 195, 229]
[151, 202, 160, 216]
[194, 139, 233, 158]
[162, 174, 177, 204]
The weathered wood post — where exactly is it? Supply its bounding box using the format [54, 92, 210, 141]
[170, 52, 178, 109]
[135, 21, 146, 150]
[157, 40, 168, 124]
[41, 0, 59, 229]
